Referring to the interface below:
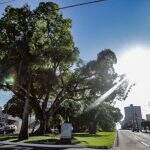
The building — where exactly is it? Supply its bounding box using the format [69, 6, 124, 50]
[146, 114, 150, 121]
[123, 104, 142, 130]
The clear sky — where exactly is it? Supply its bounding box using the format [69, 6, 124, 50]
[1, 0, 150, 118]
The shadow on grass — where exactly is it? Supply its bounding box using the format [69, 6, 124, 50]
[29, 133, 59, 137]
[0, 135, 17, 141]
[72, 138, 88, 144]
[26, 139, 59, 144]
[10, 139, 23, 142]
[86, 145, 112, 149]
[10, 138, 59, 144]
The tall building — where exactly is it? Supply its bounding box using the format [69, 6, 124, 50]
[146, 114, 150, 121]
[123, 104, 142, 130]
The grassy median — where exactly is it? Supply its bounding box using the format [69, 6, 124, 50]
[0, 131, 115, 149]
[73, 132, 115, 149]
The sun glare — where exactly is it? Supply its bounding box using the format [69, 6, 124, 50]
[115, 46, 150, 84]
[115, 46, 150, 117]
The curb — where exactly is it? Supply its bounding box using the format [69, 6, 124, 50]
[113, 130, 119, 147]
[0, 141, 85, 149]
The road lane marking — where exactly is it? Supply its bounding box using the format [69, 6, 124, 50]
[140, 141, 149, 147]
[135, 136, 150, 147]
[135, 137, 139, 140]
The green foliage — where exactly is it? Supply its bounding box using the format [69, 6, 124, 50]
[0, 2, 78, 82]
[0, 2, 79, 138]
[3, 96, 24, 119]
[59, 99, 82, 122]
[73, 103, 122, 132]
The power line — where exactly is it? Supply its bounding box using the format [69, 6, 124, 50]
[58, 0, 106, 10]
[0, 0, 107, 10]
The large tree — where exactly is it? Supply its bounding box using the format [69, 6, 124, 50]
[0, 2, 79, 139]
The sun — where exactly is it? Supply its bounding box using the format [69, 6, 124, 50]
[115, 46, 150, 84]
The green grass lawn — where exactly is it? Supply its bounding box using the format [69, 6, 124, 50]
[23, 134, 59, 144]
[0, 132, 115, 149]
[0, 134, 18, 142]
[73, 132, 115, 149]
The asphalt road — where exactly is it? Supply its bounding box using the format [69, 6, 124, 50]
[116, 130, 150, 150]
[0, 144, 58, 150]
[0, 144, 81, 150]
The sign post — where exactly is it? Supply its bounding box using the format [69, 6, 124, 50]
[60, 123, 73, 144]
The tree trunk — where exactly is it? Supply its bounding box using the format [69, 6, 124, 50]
[18, 66, 30, 140]
[18, 97, 29, 140]
[34, 115, 50, 135]
[89, 122, 97, 134]
[46, 118, 51, 133]
[38, 117, 47, 135]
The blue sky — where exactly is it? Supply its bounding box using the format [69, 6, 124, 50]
[0, 0, 150, 61]
[1, 0, 150, 117]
